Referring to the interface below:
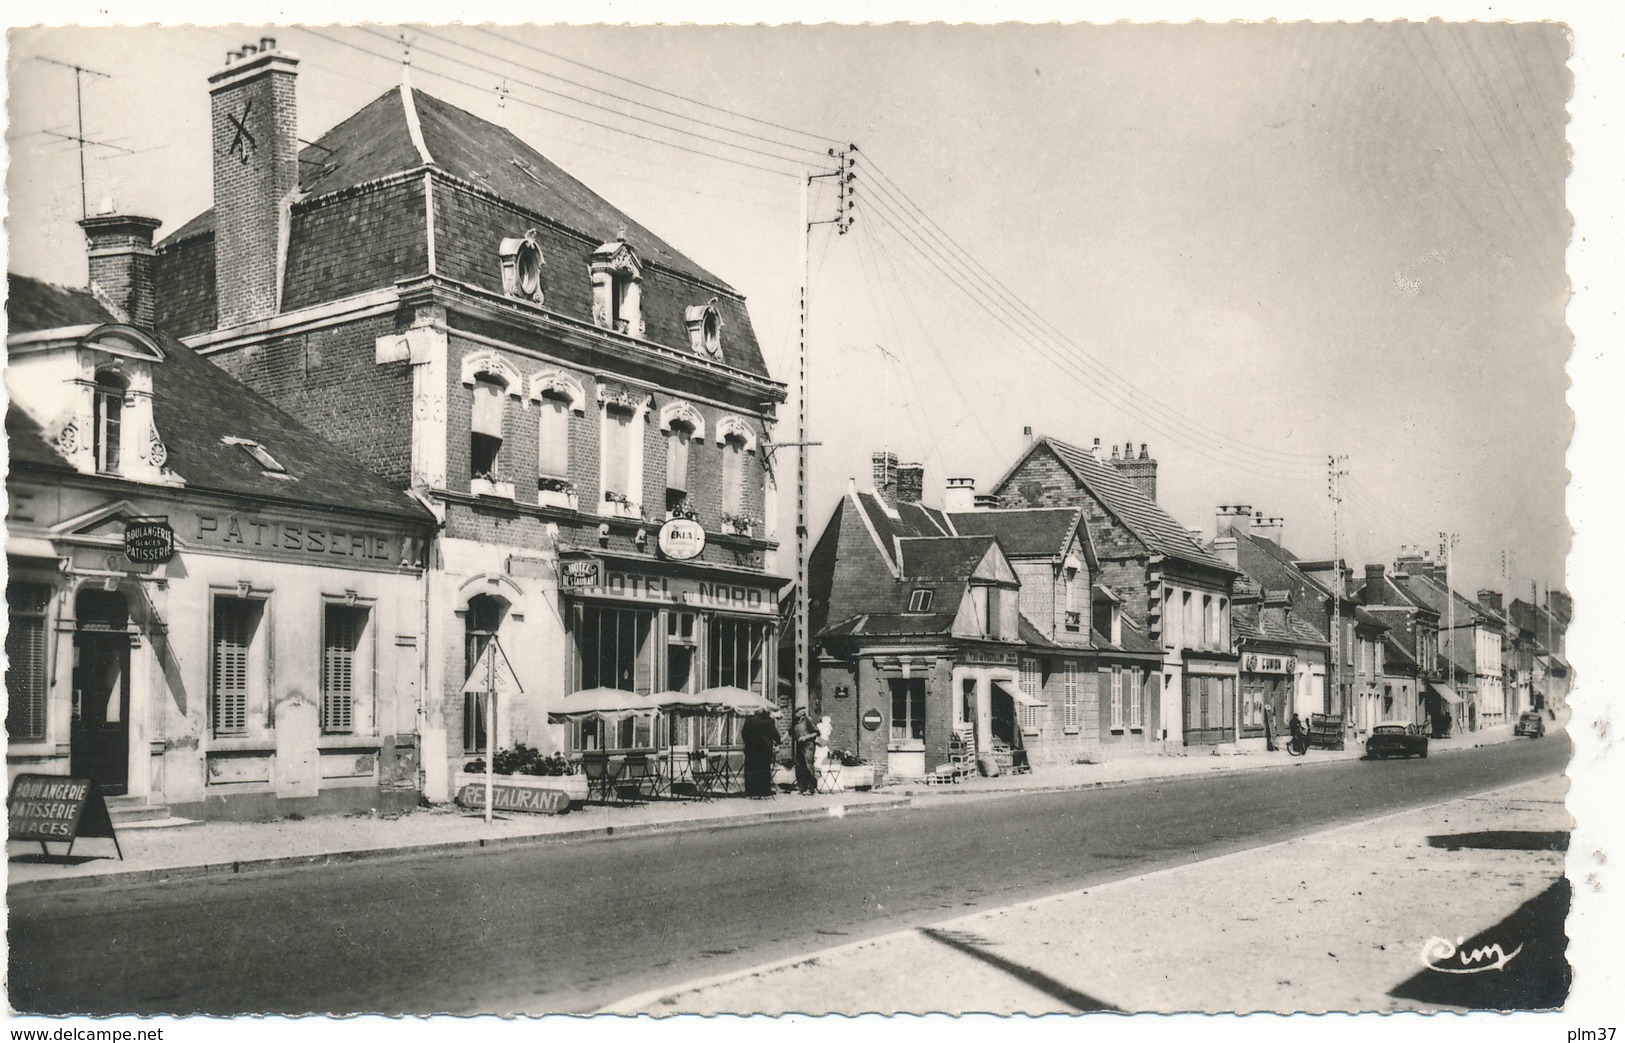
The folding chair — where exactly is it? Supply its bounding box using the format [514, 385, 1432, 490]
[581, 753, 623, 804]
[621, 753, 656, 803]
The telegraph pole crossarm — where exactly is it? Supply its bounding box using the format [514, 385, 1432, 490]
[36, 56, 113, 221]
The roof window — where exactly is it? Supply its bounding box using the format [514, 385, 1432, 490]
[908, 588, 934, 613]
[222, 436, 292, 479]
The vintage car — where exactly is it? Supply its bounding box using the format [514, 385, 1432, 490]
[1365, 723, 1429, 759]
[1515, 711, 1547, 738]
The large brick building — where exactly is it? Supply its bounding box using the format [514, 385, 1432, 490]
[143, 42, 788, 797]
[989, 435, 1240, 747]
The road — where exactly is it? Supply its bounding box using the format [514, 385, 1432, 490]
[8, 733, 1568, 1015]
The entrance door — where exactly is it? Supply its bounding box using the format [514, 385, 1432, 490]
[71, 591, 132, 795]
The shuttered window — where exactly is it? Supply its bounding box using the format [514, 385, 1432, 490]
[1063, 662, 1079, 728]
[1020, 657, 1042, 730]
[537, 393, 570, 478]
[212, 597, 261, 736]
[6, 583, 51, 741]
[1130, 669, 1145, 729]
[1109, 666, 1124, 730]
[322, 605, 368, 734]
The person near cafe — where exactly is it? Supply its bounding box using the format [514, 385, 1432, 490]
[741, 709, 781, 798]
[791, 707, 819, 795]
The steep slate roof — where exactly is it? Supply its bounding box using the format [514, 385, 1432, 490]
[851, 492, 951, 571]
[6, 409, 74, 472]
[897, 536, 998, 580]
[1220, 527, 1334, 639]
[7, 275, 431, 526]
[1029, 437, 1232, 572]
[947, 506, 1083, 558]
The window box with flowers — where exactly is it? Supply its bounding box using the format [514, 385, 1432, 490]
[537, 476, 579, 511]
[720, 512, 756, 537]
[471, 473, 516, 500]
[665, 496, 700, 522]
[602, 489, 642, 520]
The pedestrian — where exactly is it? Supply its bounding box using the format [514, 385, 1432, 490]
[816, 714, 833, 766]
[741, 709, 781, 798]
[791, 707, 819, 794]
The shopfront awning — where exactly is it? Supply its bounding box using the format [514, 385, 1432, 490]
[993, 679, 1042, 707]
[1428, 682, 1464, 706]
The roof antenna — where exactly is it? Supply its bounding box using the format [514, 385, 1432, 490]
[494, 78, 511, 119]
[397, 31, 414, 87]
[36, 56, 123, 221]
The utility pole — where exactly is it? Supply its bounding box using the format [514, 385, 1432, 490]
[1328, 455, 1347, 724]
[792, 146, 857, 720]
[1439, 530, 1460, 724]
[37, 56, 116, 221]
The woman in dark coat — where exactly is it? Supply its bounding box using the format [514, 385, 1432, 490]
[741, 710, 781, 797]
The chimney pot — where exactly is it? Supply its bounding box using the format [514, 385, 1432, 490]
[241, 43, 257, 55]
[1139, 443, 1148, 459]
[1111, 444, 1120, 460]
[260, 36, 277, 51]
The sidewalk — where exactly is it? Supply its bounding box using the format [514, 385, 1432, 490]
[6, 720, 1529, 896]
[604, 772, 1570, 1014]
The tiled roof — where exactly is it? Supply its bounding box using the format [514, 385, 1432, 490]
[7, 274, 117, 330]
[6, 275, 432, 526]
[6, 408, 73, 472]
[947, 506, 1082, 558]
[852, 492, 951, 571]
[897, 535, 997, 580]
[1108, 616, 1163, 655]
[1041, 437, 1232, 571]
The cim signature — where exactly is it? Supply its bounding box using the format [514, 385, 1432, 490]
[1419, 935, 1524, 974]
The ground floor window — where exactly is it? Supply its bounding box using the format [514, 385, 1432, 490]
[212, 596, 265, 737]
[1063, 662, 1079, 728]
[573, 602, 656, 694]
[572, 713, 656, 753]
[6, 582, 51, 741]
[1242, 681, 1267, 733]
[321, 604, 369, 734]
[463, 595, 508, 753]
[1109, 667, 1124, 730]
[890, 678, 926, 742]
[707, 616, 769, 696]
[1131, 670, 1148, 730]
[1183, 674, 1235, 743]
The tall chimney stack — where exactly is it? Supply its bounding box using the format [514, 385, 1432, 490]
[871, 451, 899, 506]
[1110, 441, 1158, 502]
[1215, 504, 1253, 538]
[895, 462, 925, 504]
[79, 214, 163, 327]
[209, 39, 300, 328]
[1364, 563, 1386, 604]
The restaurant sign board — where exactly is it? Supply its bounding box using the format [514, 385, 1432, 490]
[456, 780, 571, 815]
[560, 559, 603, 588]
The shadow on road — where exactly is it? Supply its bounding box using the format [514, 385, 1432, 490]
[1425, 830, 1569, 852]
[1388, 877, 1570, 1011]
[919, 928, 1118, 1013]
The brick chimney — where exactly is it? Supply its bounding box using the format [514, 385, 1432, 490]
[1364, 564, 1386, 604]
[1215, 504, 1254, 538]
[79, 214, 163, 327]
[1112, 442, 1158, 502]
[871, 451, 899, 505]
[943, 477, 976, 513]
[1477, 589, 1504, 615]
[1254, 515, 1284, 544]
[209, 37, 300, 328]
[895, 462, 925, 504]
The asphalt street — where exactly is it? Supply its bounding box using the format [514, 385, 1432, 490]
[8, 733, 1568, 1016]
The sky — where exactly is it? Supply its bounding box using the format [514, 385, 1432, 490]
[6, 20, 1571, 599]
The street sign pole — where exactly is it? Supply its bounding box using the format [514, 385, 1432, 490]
[485, 637, 496, 826]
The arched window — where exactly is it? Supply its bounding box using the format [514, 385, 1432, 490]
[93, 372, 127, 474]
[470, 374, 507, 481]
[666, 419, 694, 505]
[722, 432, 747, 518]
[537, 389, 572, 479]
[463, 595, 508, 754]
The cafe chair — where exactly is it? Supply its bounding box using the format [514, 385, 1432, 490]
[581, 752, 623, 805]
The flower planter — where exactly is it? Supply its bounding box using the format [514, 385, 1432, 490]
[452, 771, 587, 812]
[470, 478, 516, 500]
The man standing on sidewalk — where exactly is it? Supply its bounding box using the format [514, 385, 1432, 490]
[792, 708, 819, 794]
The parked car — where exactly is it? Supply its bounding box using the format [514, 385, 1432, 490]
[1365, 723, 1429, 759]
[1515, 711, 1546, 738]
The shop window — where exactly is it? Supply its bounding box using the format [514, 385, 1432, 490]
[470, 374, 508, 481]
[212, 596, 265, 737]
[537, 390, 572, 479]
[889, 678, 926, 743]
[321, 603, 369, 734]
[575, 603, 655, 694]
[463, 595, 508, 753]
[907, 588, 933, 613]
[93, 371, 127, 474]
[1109, 666, 1124, 730]
[6, 582, 51, 741]
[707, 617, 768, 695]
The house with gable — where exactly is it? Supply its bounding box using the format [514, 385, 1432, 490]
[138, 40, 788, 797]
[6, 268, 434, 820]
[1354, 563, 1444, 733]
[806, 454, 1160, 780]
[989, 436, 1239, 747]
[1392, 553, 1506, 731]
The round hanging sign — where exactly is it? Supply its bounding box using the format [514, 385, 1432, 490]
[658, 518, 706, 560]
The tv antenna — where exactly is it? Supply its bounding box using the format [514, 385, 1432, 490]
[36, 56, 125, 220]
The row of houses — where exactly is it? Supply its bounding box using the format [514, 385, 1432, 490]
[5, 40, 1573, 814]
[801, 441, 1572, 781]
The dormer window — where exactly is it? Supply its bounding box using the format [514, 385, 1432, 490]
[498, 230, 546, 303]
[92, 371, 127, 473]
[684, 299, 724, 359]
[589, 234, 644, 339]
[908, 589, 934, 613]
[221, 436, 289, 478]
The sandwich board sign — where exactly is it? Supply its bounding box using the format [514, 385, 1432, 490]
[7, 774, 122, 860]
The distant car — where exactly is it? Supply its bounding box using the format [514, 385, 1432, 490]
[1515, 711, 1546, 738]
[1366, 723, 1429, 759]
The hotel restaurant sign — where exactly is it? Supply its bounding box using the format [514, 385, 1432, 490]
[560, 558, 774, 615]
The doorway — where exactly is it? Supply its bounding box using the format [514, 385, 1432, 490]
[71, 589, 132, 795]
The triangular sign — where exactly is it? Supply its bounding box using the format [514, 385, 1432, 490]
[460, 640, 523, 696]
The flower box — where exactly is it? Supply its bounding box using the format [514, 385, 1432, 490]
[470, 477, 516, 500]
[537, 478, 579, 511]
[452, 771, 587, 812]
[599, 493, 642, 520]
[721, 517, 755, 537]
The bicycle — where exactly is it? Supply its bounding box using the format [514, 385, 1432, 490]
[1286, 732, 1311, 756]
